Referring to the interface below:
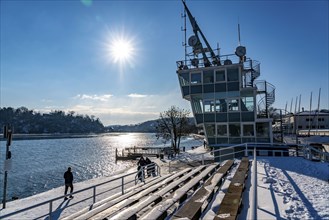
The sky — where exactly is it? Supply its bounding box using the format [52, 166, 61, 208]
[1, 0, 328, 126]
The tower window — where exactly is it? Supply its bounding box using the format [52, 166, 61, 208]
[243, 124, 254, 136]
[215, 70, 225, 82]
[203, 70, 214, 83]
[229, 123, 241, 137]
[228, 99, 239, 111]
[227, 67, 239, 81]
[191, 72, 201, 84]
[217, 124, 228, 136]
[205, 124, 215, 137]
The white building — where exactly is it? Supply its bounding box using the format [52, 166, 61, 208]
[294, 111, 329, 135]
[277, 110, 329, 135]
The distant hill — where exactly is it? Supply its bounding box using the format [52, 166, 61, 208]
[107, 120, 158, 132]
[107, 118, 197, 133]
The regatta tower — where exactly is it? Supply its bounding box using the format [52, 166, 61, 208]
[177, 2, 276, 155]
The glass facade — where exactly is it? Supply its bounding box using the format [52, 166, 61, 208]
[177, 63, 273, 147]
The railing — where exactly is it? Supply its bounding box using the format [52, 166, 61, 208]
[170, 142, 329, 167]
[255, 80, 276, 117]
[134, 162, 161, 184]
[118, 147, 170, 157]
[177, 50, 262, 73]
[1, 163, 160, 220]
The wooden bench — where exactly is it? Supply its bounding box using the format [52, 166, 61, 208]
[107, 166, 208, 220]
[214, 157, 249, 220]
[140, 163, 221, 220]
[85, 167, 204, 219]
[64, 168, 191, 220]
[62, 175, 160, 220]
[172, 160, 234, 220]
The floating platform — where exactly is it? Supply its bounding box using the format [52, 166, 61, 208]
[115, 146, 172, 162]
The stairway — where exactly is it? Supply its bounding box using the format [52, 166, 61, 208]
[255, 80, 276, 118]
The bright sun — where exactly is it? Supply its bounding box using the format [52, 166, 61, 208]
[108, 37, 135, 64]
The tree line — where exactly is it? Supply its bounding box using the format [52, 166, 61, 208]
[0, 107, 105, 134]
[0, 106, 198, 152]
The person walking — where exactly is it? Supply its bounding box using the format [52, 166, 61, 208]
[137, 156, 146, 180]
[64, 167, 74, 200]
[137, 156, 146, 167]
[145, 157, 152, 177]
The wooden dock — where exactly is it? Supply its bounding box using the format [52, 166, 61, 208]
[115, 146, 172, 162]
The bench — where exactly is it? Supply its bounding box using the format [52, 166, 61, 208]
[65, 168, 191, 220]
[172, 160, 234, 220]
[214, 157, 249, 220]
[107, 166, 207, 220]
[140, 163, 221, 220]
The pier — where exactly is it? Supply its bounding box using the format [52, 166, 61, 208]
[115, 146, 172, 162]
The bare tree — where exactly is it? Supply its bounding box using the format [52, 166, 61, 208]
[155, 106, 191, 155]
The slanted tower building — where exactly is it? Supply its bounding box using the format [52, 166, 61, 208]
[176, 2, 276, 159]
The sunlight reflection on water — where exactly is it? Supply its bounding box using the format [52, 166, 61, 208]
[0, 132, 202, 200]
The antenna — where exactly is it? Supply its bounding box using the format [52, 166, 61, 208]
[238, 19, 241, 46]
[235, 18, 246, 62]
[182, 0, 187, 65]
[182, 0, 221, 66]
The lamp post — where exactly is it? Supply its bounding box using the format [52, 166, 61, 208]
[2, 125, 13, 209]
[280, 110, 283, 143]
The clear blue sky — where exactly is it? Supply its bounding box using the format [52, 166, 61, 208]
[1, 0, 328, 125]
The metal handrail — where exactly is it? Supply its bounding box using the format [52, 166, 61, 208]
[134, 162, 161, 184]
[174, 142, 329, 166]
[1, 167, 148, 219]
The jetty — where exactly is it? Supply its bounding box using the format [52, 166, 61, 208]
[115, 146, 172, 162]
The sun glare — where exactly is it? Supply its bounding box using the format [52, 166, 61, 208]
[108, 37, 135, 64]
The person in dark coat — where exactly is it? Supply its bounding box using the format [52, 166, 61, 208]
[137, 165, 142, 182]
[64, 167, 74, 200]
[137, 156, 146, 167]
[145, 157, 152, 177]
[137, 156, 147, 179]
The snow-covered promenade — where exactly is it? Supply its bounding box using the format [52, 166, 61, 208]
[1, 146, 329, 219]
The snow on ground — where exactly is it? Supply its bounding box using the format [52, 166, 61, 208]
[257, 156, 329, 219]
[1, 146, 328, 219]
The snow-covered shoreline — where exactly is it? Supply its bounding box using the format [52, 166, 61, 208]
[1, 146, 328, 219]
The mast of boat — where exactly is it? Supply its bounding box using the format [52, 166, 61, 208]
[295, 94, 301, 144]
[182, 0, 221, 66]
[289, 98, 293, 135]
[308, 92, 312, 136]
[316, 88, 321, 135]
[294, 96, 298, 134]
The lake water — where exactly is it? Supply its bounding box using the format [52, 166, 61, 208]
[0, 133, 202, 200]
